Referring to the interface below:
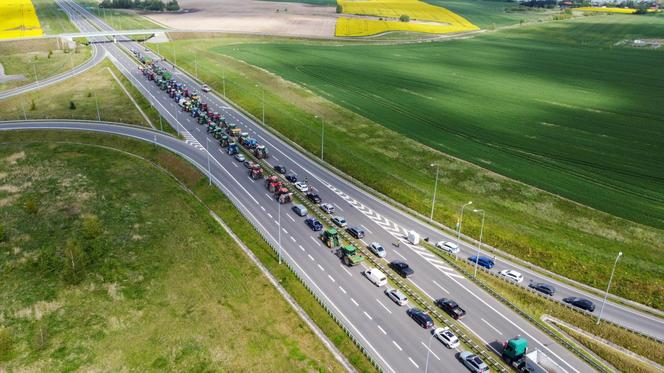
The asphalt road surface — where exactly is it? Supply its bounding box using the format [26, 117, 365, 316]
[4, 1, 661, 371]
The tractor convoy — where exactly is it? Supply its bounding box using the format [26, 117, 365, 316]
[137, 51, 573, 373]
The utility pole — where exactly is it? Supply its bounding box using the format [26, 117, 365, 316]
[195, 53, 198, 79]
[206, 137, 211, 186]
[262, 87, 265, 124]
[429, 163, 440, 220]
[32, 63, 39, 87]
[597, 252, 623, 324]
[473, 209, 485, 278]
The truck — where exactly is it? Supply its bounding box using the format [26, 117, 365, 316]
[336, 245, 364, 266]
[501, 336, 565, 373]
[320, 228, 340, 248]
[254, 145, 268, 159]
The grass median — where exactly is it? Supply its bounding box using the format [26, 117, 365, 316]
[0, 130, 378, 372]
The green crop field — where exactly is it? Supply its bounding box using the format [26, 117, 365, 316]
[426, 0, 561, 28]
[151, 14, 664, 309]
[217, 14, 664, 229]
[0, 139, 344, 371]
[32, 0, 79, 34]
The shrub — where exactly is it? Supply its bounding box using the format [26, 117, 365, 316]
[81, 214, 103, 239]
[0, 224, 5, 242]
[69, 100, 76, 110]
[30, 98, 36, 111]
[24, 197, 39, 214]
[336, 4, 343, 13]
[399, 14, 410, 22]
[166, 0, 179, 11]
[0, 328, 13, 362]
[62, 239, 87, 284]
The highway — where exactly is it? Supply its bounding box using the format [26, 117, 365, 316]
[5, 0, 661, 371]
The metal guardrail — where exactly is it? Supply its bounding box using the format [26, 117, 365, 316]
[234, 145, 508, 373]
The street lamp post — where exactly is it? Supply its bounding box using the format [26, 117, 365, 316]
[597, 251, 623, 324]
[206, 137, 211, 186]
[472, 209, 485, 278]
[262, 87, 265, 124]
[456, 201, 472, 259]
[424, 331, 436, 373]
[93, 89, 100, 121]
[429, 163, 440, 220]
[321, 117, 324, 161]
[195, 53, 198, 79]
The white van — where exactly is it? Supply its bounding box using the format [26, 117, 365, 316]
[407, 230, 420, 245]
[365, 268, 388, 287]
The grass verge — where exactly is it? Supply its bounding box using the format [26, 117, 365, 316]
[560, 324, 660, 373]
[0, 130, 378, 372]
[149, 25, 664, 309]
[0, 38, 90, 92]
[33, 0, 80, 34]
[429, 247, 664, 367]
[75, 0, 165, 30]
[0, 58, 169, 131]
[0, 136, 346, 371]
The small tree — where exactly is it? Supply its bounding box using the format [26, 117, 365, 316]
[399, 14, 410, 22]
[81, 214, 103, 239]
[48, 50, 53, 59]
[63, 239, 86, 284]
[0, 224, 6, 242]
[166, 0, 179, 11]
[24, 197, 39, 214]
[336, 4, 343, 13]
[30, 98, 36, 111]
[0, 327, 13, 361]
[69, 100, 76, 110]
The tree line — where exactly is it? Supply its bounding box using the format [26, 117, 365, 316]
[99, 0, 180, 11]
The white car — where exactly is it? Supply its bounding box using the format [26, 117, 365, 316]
[433, 327, 460, 349]
[499, 269, 524, 283]
[436, 241, 460, 254]
[320, 203, 335, 214]
[294, 182, 309, 192]
[201, 84, 211, 92]
[234, 154, 245, 162]
[385, 287, 408, 306]
[332, 216, 347, 228]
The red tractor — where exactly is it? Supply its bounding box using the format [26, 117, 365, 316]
[249, 164, 263, 180]
[266, 176, 282, 193]
[276, 187, 293, 204]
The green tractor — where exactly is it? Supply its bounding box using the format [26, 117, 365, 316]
[219, 134, 230, 147]
[320, 228, 339, 248]
[336, 245, 364, 266]
[213, 127, 223, 139]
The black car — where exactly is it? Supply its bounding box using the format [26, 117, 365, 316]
[390, 261, 414, 278]
[435, 298, 466, 320]
[563, 297, 595, 312]
[406, 308, 434, 329]
[305, 217, 323, 231]
[274, 165, 287, 174]
[529, 282, 556, 296]
[285, 174, 297, 183]
[306, 192, 322, 204]
[347, 226, 365, 239]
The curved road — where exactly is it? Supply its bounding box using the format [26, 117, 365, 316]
[0, 44, 103, 100]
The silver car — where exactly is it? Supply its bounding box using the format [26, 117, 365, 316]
[320, 203, 335, 214]
[384, 288, 408, 306]
[459, 351, 490, 372]
[369, 242, 386, 258]
[332, 216, 347, 228]
[433, 327, 460, 349]
[436, 241, 460, 254]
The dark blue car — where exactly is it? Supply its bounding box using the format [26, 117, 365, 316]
[305, 217, 323, 231]
[467, 255, 495, 269]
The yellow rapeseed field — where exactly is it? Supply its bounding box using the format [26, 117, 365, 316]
[0, 0, 43, 39]
[336, 0, 478, 37]
[573, 7, 655, 13]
